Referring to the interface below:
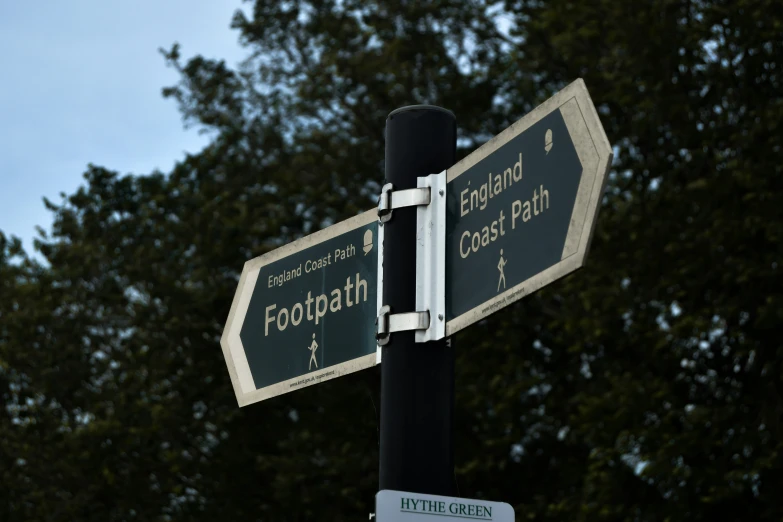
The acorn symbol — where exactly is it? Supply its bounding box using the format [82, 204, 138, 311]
[363, 229, 373, 255]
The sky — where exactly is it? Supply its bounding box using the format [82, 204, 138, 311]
[0, 1, 246, 254]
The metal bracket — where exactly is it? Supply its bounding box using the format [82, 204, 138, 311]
[375, 171, 444, 346]
[375, 213, 384, 363]
[415, 170, 447, 342]
[375, 305, 430, 346]
[377, 183, 431, 223]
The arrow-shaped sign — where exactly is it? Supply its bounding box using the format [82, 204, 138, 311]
[444, 79, 612, 334]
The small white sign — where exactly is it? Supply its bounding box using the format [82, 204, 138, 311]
[375, 490, 514, 522]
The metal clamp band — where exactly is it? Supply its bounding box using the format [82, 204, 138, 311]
[377, 183, 431, 223]
[375, 305, 430, 346]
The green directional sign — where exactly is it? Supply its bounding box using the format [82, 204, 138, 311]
[221, 210, 379, 406]
[445, 79, 612, 335]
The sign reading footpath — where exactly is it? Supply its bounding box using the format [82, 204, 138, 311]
[221, 210, 379, 406]
[221, 79, 611, 405]
[445, 79, 612, 335]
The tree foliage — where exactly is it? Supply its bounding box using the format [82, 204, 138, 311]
[1, 0, 782, 520]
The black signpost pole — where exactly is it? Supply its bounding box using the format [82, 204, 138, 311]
[379, 105, 457, 495]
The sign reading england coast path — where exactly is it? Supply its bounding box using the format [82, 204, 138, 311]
[221, 210, 379, 406]
[445, 79, 612, 335]
[221, 79, 611, 406]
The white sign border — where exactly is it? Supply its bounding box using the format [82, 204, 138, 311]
[220, 209, 381, 407]
[445, 78, 612, 336]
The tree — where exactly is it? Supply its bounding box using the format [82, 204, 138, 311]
[0, 0, 781, 520]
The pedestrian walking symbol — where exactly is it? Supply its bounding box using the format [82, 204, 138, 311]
[308, 333, 319, 370]
[497, 250, 507, 292]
